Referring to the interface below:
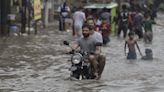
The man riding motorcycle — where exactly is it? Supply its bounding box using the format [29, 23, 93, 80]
[70, 24, 106, 80]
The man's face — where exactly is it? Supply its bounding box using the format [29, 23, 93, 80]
[102, 19, 107, 23]
[88, 20, 94, 26]
[88, 20, 94, 34]
[82, 27, 90, 38]
[129, 35, 134, 39]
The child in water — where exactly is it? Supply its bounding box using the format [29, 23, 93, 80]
[141, 48, 153, 60]
[124, 32, 142, 60]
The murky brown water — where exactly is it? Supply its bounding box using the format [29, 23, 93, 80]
[0, 13, 164, 92]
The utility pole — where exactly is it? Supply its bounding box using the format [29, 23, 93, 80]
[21, 0, 27, 34]
[44, 0, 49, 27]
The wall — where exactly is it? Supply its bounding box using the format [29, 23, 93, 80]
[0, 1, 1, 34]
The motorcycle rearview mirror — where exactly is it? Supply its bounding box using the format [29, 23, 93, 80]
[63, 41, 70, 46]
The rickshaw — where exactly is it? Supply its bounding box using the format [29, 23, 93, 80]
[84, 2, 118, 35]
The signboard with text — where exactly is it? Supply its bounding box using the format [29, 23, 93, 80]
[34, 0, 41, 20]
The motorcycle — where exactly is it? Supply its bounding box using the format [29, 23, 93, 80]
[63, 41, 96, 80]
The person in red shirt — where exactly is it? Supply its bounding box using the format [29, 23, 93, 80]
[100, 18, 111, 45]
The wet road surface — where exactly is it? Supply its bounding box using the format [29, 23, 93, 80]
[0, 13, 164, 92]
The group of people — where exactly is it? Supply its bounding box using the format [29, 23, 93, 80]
[72, 7, 111, 46]
[59, 2, 160, 80]
[117, 4, 159, 43]
[59, 2, 160, 44]
[58, 2, 111, 45]
[118, 4, 159, 60]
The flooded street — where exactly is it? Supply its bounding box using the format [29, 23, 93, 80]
[0, 13, 164, 92]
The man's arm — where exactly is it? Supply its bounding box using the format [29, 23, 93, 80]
[57, 6, 61, 13]
[83, 13, 86, 21]
[71, 41, 79, 50]
[72, 13, 75, 21]
[153, 20, 164, 26]
[95, 46, 101, 55]
[67, 7, 71, 17]
[65, 41, 79, 54]
[135, 41, 142, 56]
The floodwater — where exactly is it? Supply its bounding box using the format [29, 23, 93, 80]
[0, 13, 164, 92]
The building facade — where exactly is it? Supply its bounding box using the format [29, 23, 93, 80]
[0, 2, 1, 34]
[0, 0, 11, 36]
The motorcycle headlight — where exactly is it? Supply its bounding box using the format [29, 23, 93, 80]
[72, 54, 82, 64]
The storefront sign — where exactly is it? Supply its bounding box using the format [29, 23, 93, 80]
[34, 0, 41, 20]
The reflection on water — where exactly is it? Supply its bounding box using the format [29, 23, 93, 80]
[0, 14, 164, 92]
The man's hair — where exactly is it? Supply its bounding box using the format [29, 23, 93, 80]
[145, 49, 152, 54]
[77, 6, 83, 11]
[144, 14, 150, 19]
[122, 4, 127, 10]
[82, 24, 93, 31]
[128, 32, 134, 36]
[101, 17, 107, 20]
